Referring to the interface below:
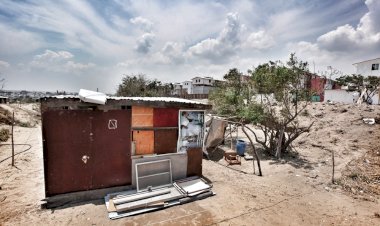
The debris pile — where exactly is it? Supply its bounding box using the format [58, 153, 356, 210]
[340, 147, 380, 199]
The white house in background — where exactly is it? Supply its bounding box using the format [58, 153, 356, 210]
[173, 77, 216, 95]
[182, 81, 193, 94]
[191, 77, 214, 94]
[353, 57, 380, 76]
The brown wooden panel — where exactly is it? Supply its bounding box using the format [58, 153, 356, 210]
[91, 110, 132, 189]
[133, 130, 154, 155]
[187, 147, 203, 177]
[42, 110, 93, 196]
[154, 129, 178, 154]
[132, 106, 153, 127]
[153, 108, 179, 127]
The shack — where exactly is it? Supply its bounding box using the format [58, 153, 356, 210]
[40, 96, 211, 200]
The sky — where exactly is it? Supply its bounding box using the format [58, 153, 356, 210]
[0, 0, 379, 93]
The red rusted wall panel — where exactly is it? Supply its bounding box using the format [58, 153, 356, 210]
[42, 109, 132, 196]
[154, 129, 178, 154]
[187, 147, 203, 177]
[91, 110, 132, 189]
[42, 110, 93, 196]
[153, 108, 179, 127]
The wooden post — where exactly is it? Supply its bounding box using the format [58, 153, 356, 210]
[332, 150, 335, 183]
[11, 112, 15, 166]
[236, 126, 238, 151]
[242, 125, 262, 176]
[229, 124, 233, 150]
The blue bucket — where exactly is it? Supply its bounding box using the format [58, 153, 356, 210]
[236, 140, 246, 156]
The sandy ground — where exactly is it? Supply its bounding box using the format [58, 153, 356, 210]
[1, 102, 380, 225]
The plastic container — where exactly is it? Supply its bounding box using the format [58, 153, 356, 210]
[236, 140, 246, 156]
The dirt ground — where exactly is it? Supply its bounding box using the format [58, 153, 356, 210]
[1, 102, 380, 225]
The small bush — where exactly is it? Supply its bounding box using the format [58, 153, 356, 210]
[0, 128, 10, 142]
[19, 122, 33, 127]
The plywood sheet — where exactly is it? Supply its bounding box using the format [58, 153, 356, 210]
[153, 108, 179, 127]
[133, 130, 154, 155]
[154, 129, 178, 154]
[187, 147, 203, 177]
[132, 106, 153, 127]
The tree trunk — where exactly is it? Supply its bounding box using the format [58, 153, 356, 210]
[242, 125, 262, 176]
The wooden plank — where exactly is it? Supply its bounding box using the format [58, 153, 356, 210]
[115, 187, 183, 212]
[113, 189, 170, 205]
[108, 199, 117, 212]
[132, 106, 153, 127]
[133, 130, 154, 155]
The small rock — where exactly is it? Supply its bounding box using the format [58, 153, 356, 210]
[360, 190, 364, 193]
[324, 187, 330, 191]
[365, 159, 370, 164]
[87, 218, 90, 221]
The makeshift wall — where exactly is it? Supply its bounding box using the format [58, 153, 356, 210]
[324, 89, 379, 104]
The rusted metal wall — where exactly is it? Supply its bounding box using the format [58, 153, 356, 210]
[186, 147, 203, 177]
[153, 108, 179, 127]
[154, 129, 178, 154]
[42, 109, 132, 196]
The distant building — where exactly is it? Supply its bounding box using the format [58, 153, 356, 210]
[182, 81, 193, 94]
[172, 77, 216, 96]
[191, 77, 214, 95]
[0, 96, 8, 103]
[353, 57, 380, 76]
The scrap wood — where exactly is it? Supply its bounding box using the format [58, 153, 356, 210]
[112, 189, 170, 205]
[107, 199, 116, 212]
[115, 193, 182, 212]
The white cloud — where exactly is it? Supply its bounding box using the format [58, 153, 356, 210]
[135, 33, 156, 54]
[188, 13, 244, 63]
[0, 0, 134, 58]
[0, 23, 42, 57]
[286, 0, 380, 74]
[0, 60, 10, 69]
[130, 16, 154, 32]
[246, 30, 275, 50]
[30, 50, 95, 72]
[316, 0, 380, 53]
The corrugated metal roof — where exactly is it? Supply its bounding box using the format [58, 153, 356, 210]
[47, 95, 209, 106]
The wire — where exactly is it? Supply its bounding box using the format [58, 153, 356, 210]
[0, 144, 32, 164]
